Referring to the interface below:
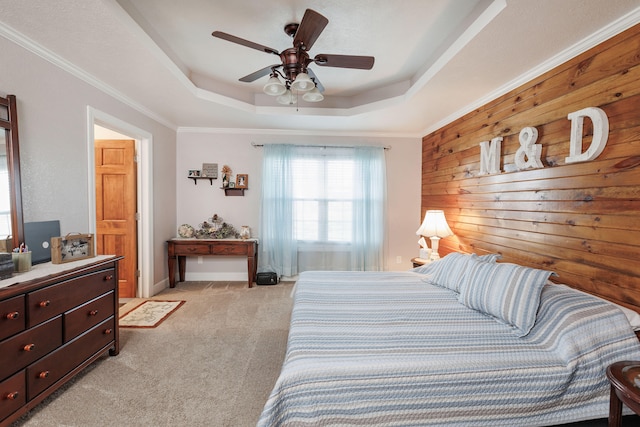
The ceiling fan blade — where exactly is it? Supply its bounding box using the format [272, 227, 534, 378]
[293, 9, 328, 51]
[239, 64, 280, 82]
[212, 31, 280, 56]
[306, 68, 324, 92]
[314, 54, 375, 70]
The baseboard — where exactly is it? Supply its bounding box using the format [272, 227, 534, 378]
[151, 278, 169, 297]
[185, 272, 248, 282]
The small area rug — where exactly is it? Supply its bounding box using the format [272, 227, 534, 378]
[119, 300, 185, 328]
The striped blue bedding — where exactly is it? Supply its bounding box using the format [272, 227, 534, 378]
[258, 271, 640, 426]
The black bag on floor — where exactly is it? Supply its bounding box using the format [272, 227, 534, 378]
[256, 272, 279, 285]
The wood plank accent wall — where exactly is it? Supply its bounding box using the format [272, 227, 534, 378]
[421, 22, 640, 311]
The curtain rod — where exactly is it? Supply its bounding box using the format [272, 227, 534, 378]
[251, 142, 391, 150]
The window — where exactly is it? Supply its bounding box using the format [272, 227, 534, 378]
[291, 157, 354, 243]
[259, 144, 386, 277]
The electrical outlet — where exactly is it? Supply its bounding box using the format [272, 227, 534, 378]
[396, 256, 402, 264]
[197, 256, 203, 264]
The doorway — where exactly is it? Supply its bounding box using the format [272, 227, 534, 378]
[87, 107, 154, 298]
[95, 138, 137, 298]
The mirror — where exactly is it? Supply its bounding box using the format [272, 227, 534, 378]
[0, 94, 24, 250]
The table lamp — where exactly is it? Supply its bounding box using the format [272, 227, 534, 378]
[415, 210, 453, 261]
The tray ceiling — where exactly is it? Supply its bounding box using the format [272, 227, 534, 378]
[0, 0, 639, 135]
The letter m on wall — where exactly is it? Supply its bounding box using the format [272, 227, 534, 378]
[479, 137, 502, 175]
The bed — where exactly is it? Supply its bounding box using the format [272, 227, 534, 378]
[258, 253, 640, 426]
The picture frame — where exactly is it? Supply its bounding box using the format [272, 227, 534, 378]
[201, 163, 218, 178]
[51, 233, 95, 264]
[188, 169, 201, 178]
[236, 174, 248, 188]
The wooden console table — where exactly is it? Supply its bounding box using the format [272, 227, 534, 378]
[167, 238, 258, 288]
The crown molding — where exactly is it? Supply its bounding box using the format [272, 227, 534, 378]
[422, 6, 640, 136]
[177, 126, 421, 139]
[0, 20, 177, 130]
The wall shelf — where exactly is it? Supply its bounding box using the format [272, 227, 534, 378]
[222, 187, 246, 196]
[189, 177, 216, 185]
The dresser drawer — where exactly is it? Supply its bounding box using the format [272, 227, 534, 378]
[0, 370, 26, 423]
[64, 291, 114, 342]
[27, 268, 116, 327]
[174, 244, 210, 255]
[0, 295, 25, 341]
[27, 316, 115, 400]
[210, 242, 250, 255]
[0, 316, 62, 382]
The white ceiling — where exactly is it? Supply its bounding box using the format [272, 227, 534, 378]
[1, 0, 639, 136]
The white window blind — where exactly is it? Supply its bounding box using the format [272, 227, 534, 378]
[291, 157, 354, 243]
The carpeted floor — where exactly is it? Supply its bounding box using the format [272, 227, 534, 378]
[8, 280, 640, 426]
[11, 281, 294, 427]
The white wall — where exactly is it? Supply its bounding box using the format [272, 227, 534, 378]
[176, 130, 422, 280]
[0, 35, 177, 291]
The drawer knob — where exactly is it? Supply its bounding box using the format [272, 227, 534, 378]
[38, 300, 51, 307]
[5, 311, 20, 320]
[89, 310, 99, 316]
[104, 275, 113, 281]
[38, 371, 50, 379]
[104, 328, 112, 335]
[6, 391, 19, 400]
[23, 343, 35, 352]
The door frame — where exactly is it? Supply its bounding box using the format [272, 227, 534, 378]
[86, 106, 154, 298]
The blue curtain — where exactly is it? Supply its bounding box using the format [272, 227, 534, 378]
[259, 144, 386, 277]
[259, 144, 298, 277]
[351, 146, 387, 271]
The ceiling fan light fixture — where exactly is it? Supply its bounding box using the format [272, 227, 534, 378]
[302, 86, 324, 102]
[263, 75, 286, 96]
[213, 8, 374, 106]
[276, 89, 297, 105]
[291, 72, 314, 92]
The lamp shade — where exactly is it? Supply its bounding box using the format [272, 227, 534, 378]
[263, 75, 286, 96]
[416, 210, 453, 238]
[302, 86, 324, 102]
[276, 89, 297, 105]
[291, 72, 314, 92]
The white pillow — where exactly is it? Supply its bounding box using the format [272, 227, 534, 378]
[617, 306, 640, 330]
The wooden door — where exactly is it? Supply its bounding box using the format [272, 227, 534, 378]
[95, 140, 137, 298]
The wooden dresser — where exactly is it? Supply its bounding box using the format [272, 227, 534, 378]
[0, 255, 121, 426]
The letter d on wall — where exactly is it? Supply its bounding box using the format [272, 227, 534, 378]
[565, 107, 609, 164]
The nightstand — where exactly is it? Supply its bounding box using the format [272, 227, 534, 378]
[411, 257, 430, 268]
[606, 361, 640, 426]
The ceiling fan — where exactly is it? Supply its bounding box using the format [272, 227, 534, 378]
[211, 8, 375, 104]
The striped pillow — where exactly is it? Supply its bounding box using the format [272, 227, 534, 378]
[416, 252, 497, 293]
[458, 259, 556, 337]
[477, 253, 502, 263]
